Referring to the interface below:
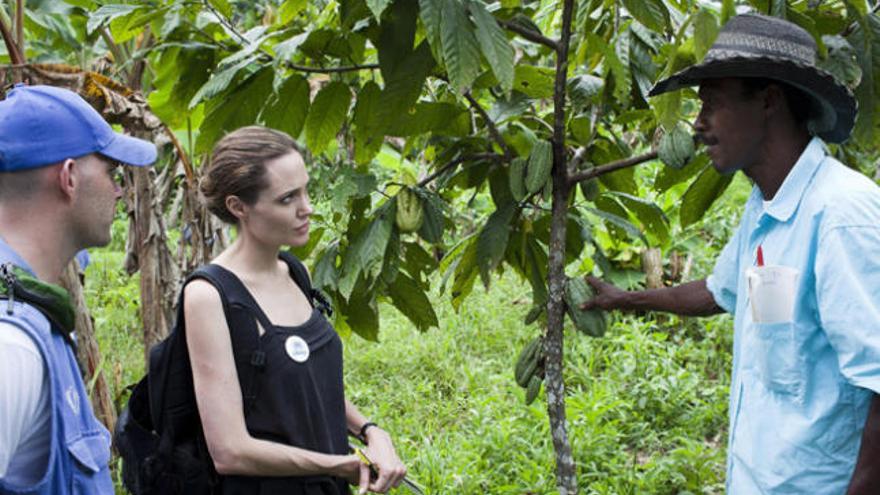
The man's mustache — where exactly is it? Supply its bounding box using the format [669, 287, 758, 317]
[693, 133, 718, 146]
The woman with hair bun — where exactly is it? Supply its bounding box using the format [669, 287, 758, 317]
[186, 125, 406, 494]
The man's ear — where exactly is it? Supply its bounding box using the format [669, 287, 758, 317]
[56, 158, 78, 201]
[225, 195, 247, 222]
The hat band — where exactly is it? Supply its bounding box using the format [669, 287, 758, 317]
[707, 31, 815, 64]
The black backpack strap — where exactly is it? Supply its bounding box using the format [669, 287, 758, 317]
[279, 251, 333, 318]
[184, 265, 270, 415]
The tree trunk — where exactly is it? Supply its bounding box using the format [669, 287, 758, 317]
[60, 260, 117, 433]
[546, 0, 577, 492]
[131, 165, 178, 359]
[642, 248, 663, 289]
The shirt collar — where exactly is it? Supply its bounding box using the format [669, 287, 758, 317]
[0, 235, 36, 275]
[761, 137, 828, 222]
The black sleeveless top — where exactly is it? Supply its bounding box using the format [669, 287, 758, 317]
[209, 256, 350, 495]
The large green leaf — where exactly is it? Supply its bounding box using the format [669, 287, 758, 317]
[413, 188, 446, 243]
[376, 42, 436, 131]
[680, 165, 734, 227]
[378, 0, 418, 79]
[353, 81, 384, 164]
[693, 8, 719, 61]
[513, 65, 556, 99]
[621, 0, 669, 33]
[338, 204, 395, 299]
[607, 192, 669, 245]
[85, 3, 140, 34]
[847, 13, 880, 144]
[476, 203, 516, 288]
[261, 74, 310, 140]
[339, 283, 380, 341]
[440, 0, 482, 92]
[189, 55, 259, 109]
[654, 153, 708, 193]
[368, 0, 394, 19]
[721, 0, 735, 23]
[584, 204, 646, 242]
[384, 102, 467, 136]
[819, 35, 862, 90]
[313, 243, 340, 293]
[524, 236, 548, 306]
[147, 47, 215, 128]
[470, 2, 514, 92]
[419, 0, 443, 57]
[196, 68, 274, 154]
[279, 0, 308, 24]
[387, 272, 439, 331]
[304, 81, 352, 155]
[451, 236, 479, 311]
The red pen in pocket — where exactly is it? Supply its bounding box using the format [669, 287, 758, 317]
[756, 245, 765, 267]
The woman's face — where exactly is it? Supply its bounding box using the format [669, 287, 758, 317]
[238, 150, 313, 248]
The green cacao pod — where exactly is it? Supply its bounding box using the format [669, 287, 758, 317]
[514, 337, 541, 387]
[580, 179, 599, 202]
[395, 187, 424, 233]
[658, 123, 695, 170]
[509, 157, 527, 202]
[525, 140, 552, 194]
[564, 276, 607, 337]
[525, 375, 542, 405]
[523, 304, 543, 325]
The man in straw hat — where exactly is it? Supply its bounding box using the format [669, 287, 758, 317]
[583, 13, 880, 493]
[0, 84, 156, 494]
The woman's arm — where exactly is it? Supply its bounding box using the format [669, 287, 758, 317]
[184, 280, 365, 482]
[345, 400, 407, 493]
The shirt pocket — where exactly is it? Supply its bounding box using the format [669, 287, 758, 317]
[67, 430, 113, 495]
[752, 321, 804, 400]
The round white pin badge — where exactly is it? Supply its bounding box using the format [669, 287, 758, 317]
[285, 335, 310, 363]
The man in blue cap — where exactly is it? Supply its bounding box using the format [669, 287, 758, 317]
[0, 84, 156, 494]
[583, 14, 880, 494]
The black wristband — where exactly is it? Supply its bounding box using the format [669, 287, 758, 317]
[359, 422, 378, 441]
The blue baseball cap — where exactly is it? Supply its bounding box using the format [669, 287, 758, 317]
[0, 84, 157, 171]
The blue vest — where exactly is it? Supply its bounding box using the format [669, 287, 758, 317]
[0, 244, 112, 495]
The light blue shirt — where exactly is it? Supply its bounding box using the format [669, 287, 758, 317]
[707, 137, 880, 494]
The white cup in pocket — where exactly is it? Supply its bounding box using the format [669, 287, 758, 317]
[746, 265, 800, 324]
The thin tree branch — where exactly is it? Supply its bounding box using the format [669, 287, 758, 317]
[99, 27, 129, 79]
[282, 61, 379, 73]
[497, 18, 558, 50]
[14, 0, 22, 57]
[546, 0, 577, 491]
[0, 12, 22, 66]
[464, 91, 513, 160]
[417, 152, 502, 187]
[568, 150, 659, 185]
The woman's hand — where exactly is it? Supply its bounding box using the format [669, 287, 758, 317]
[363, 428, 407, 493]
[336, 454, 373, 494]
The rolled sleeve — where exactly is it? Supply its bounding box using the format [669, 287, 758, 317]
[816, 225, 880, 394]
[706, 225, 743, 314]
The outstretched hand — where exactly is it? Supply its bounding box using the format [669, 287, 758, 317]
[579, 276, 628, 311]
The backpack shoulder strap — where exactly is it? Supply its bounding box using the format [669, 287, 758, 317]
[278, 251, 333, 317]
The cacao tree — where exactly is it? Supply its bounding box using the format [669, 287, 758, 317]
[4, 0, 880, 493]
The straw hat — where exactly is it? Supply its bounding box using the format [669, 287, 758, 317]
[649, 13, 857, 143]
